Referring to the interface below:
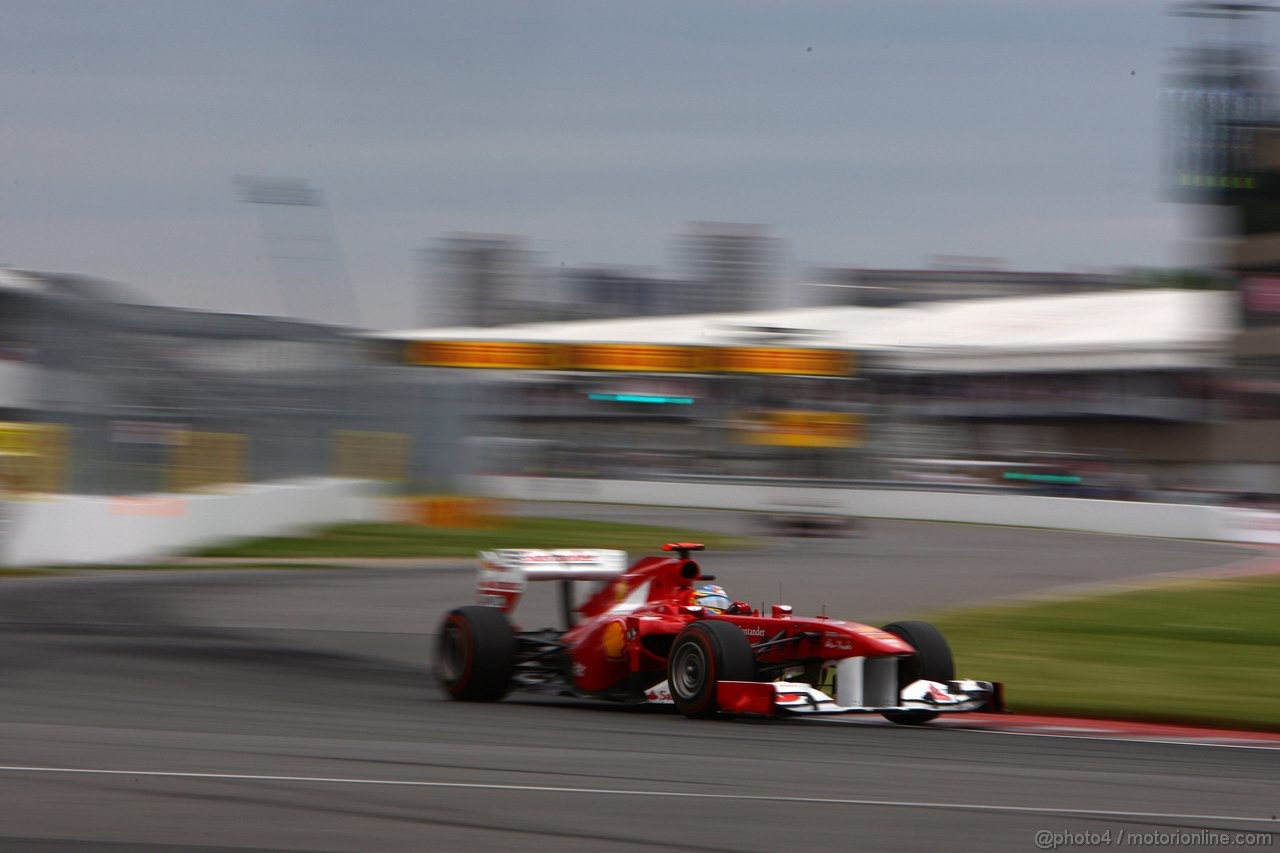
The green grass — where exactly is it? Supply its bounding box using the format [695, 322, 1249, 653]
[195, 517, 750, 559]
[932, 575, 1280, 731]
[0, 568, 59, 579]
[85, 563, 348, 572]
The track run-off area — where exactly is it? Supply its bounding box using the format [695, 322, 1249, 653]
[0, 506, 1276, 851]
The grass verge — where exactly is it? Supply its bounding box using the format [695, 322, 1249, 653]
[0, 568, 59, 579]
[195, 517, 750, 559]
[932, 574, 1280, 731]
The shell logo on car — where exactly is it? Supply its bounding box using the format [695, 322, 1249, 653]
[602, 622, 626, 660]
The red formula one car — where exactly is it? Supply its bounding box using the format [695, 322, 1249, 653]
[435, 543, 1004, 722]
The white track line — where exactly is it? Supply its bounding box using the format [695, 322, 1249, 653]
[0, 765, 1274, 826]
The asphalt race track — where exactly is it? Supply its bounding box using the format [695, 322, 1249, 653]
[0, 509, 1275, 851]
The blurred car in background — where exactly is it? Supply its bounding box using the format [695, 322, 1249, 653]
[760, 498, 860, 537]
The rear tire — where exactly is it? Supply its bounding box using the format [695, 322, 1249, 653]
[668, 620, 757, 719]
[436, 606, 517, 702]
[879, 620, 954, 725]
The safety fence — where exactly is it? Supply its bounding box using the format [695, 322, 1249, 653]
[0, 421, 410, 498]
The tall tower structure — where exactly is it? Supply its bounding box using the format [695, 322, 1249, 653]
[1168, 3, 1280, 489]
[1165, 3, 1278, 200]
[235, 176, 361, 327]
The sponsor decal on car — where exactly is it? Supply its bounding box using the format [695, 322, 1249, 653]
[602, 622, 626, 660]
[519, 551, 602, 563]
[927, 684, 950, 702]
[479, 580, 523, 592]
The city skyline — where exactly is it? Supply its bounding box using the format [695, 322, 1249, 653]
[3, 0, 1226, 329]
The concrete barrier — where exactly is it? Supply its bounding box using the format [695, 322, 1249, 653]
[4, 475, 1267, 567]
[1218, 507, 1280, 545]
[0, 478, 382, 567]
[466, 475, 1237, 542]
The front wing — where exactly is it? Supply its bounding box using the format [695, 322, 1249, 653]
[644, 656, 1004, 717]
[721, 678, 1001, 717]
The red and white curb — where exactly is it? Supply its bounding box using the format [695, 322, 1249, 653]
[816, 712, 1280, 747]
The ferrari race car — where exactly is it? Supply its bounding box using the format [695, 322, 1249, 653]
[435, 543, 1004, 722]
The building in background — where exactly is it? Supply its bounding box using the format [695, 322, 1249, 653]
[675, 222, 781, 314]
[1207, 123, 1280, 493]
[1164, 3, 1277, 202]
[3, 260, 1259, 500]
[422, 234, 537, 328]
[1159, 2, 1280, 495]
[382, 288, 1240, 492]
[556, 266, 683, 321]
[420, 223, 783, 326]
[1231, 122, 1280, 402]
[0, 268, 478, 496]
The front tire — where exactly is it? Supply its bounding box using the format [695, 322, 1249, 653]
[668, 620, 757, 719]
[436, 606, 516, 701]
[879, 620, 955, 725]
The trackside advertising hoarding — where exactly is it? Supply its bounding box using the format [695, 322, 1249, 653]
[404, 341, 854, 377]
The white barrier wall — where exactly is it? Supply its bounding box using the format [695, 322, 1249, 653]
[0, 478, 382, 567]
[1218, 508, 1280, 545]
[466, 476, 1249, 542]
[5, 475, 1271, 568]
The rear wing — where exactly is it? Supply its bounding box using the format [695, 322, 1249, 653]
[477, 549, 628, 614]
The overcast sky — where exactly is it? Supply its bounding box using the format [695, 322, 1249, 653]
[2, 1, 1216, 328]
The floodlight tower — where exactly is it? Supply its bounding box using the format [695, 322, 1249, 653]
[235, 176, 363, 327]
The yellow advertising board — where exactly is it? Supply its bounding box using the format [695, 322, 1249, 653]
[0, 422, 41, 457]
[739, 410, 863, 448]
[405, 340, 564, 370]
[168, 431, 247, 492]
[565, 344, 714, 373]
[716, 347, 852, 376]
[332, 430, 411, 482]
[401, 340, 855, 377]
[0, 421, 68, 493]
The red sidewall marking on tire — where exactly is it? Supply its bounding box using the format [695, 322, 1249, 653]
[687, 630, 717, 716]
[446, 614, 473, 695]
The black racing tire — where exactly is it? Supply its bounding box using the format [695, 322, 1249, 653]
[879, 620, 955, 726]
[435, 605, 517, 702]
[667, 620, 758, 719]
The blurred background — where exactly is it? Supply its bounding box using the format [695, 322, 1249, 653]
[6, 0, 1280, 562]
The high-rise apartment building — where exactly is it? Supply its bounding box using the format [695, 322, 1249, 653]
[422, 235, 535, 328]
[675, 222, 780, 314]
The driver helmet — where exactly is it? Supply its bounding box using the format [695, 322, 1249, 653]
[693, 584, 731, 613]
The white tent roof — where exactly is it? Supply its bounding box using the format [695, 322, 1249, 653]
[376, 289, 1237, 373]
